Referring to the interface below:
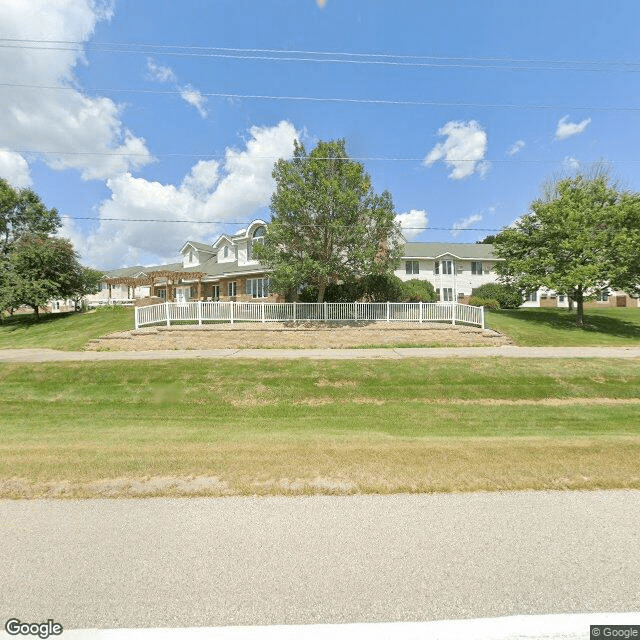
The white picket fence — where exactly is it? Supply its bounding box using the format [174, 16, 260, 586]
[134, 301, 485, 330]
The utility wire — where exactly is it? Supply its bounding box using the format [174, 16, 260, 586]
[1, 38, 640, 72]
[60, 215, 502, 231]
[5, 148, 636, 165]
[1, 82, 638, 113]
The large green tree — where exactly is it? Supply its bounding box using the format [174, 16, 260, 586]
[494, 173, 625, 325]
[0, 178, 60, 256]
[6, 235, 88, 320]
[255, 139, 404, 303]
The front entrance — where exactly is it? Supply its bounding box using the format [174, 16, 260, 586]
[175, 286, 191, 303]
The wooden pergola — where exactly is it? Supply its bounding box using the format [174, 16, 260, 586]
[103, 271, 206, 302]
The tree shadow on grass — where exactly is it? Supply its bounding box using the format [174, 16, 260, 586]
[0, 312, 76, 332]
[495, 308, 640, 340]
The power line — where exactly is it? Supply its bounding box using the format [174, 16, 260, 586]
[60, 215, 502, 231]
[2, 82, 639, 113]
[1, 38, 640, 72]
[6, 147, 638, 165]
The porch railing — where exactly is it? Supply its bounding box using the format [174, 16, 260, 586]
[134, 301, 485, 330]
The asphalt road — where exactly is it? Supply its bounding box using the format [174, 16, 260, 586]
[1, 491, 639, 630]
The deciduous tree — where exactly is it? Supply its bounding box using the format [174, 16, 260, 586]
[494, 173, 623, 325]
[255, 139, 404, 303]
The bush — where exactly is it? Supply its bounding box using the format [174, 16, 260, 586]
[471, 283, 522, 309]
[400, 279, 438, 302]
[469, 296, 500, 310]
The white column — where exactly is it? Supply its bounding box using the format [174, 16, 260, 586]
[452, 301, 457, 326]
[324, 301, 328, 322]
[197, 300, 202, 326]
[230, 301, 234, 325]
[419, 301, 423, 324]
[293, 301, 297, 323]
[165, 301, 170, 327]
[261, 300, 265, 323]
[386, 301, 390, 322]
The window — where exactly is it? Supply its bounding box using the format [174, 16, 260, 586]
[247, 225, 266, 261]
[443, 288, 454, 301]
[223, 246, 228, 258]
[558, 294, 565, 303]
[471, 261, 483, 275]
[597, 288, 610, 302]
[228, 281, 237, 297]
[246, 277, 270, 299]
[442, 260, 453, 275]
[434, 261, 439, 275]
[405, 260, 419, 275]
[525, 291, 537, 302]
[212, 285, 220, 300]
[188, 249, 194, 263]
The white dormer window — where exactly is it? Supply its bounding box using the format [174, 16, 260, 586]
[223, 245, 228, 258]
[247, 225, 266, 261]
[188, 250, 194, 263]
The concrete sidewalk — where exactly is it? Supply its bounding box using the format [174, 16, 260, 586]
[1, 345, 640, 362]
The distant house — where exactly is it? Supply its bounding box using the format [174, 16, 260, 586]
[396, 242, 499, 303]
[85, 220, 638, 308]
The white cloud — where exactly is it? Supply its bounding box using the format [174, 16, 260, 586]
[555, 115, 591, 141]
[451, 214, 482, 237]
[424, 120, 489, 180]
[507, 140, 525, 156]
[180, 86, 208, 118]
[146, 58, 176, 83]
[0, 150, 31, 187]
[0, 0, 152, 181]
[562, 156, 580, 171]
[147, 57, 208, 118]
[69, 121, 300, 269]
[396, 209, 428, 240]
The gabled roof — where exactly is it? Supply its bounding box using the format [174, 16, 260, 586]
[182, 256, 268, 279]
[104, 266, 146, 278]
[140, 262, 184, 274]
[403, 242, 499, 260]
[180, 240, 216, 254]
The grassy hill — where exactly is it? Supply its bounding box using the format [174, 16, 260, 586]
[0, 307, 134, 351]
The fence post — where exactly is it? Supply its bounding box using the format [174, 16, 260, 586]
[386, 301, 390, 322]
[324, 301, 328, 323]
[134, 306, 139, 331]
[230, 301, 234, 325]
[293, 301, 297, 323]
[419, 301, 423, 324]
[481, 305, 485, 330]
[354, 301, 358, 322]
[197, 300, 202, 326]
[165, 301, 170, 327]
[261, 300, 265, 323]
[452, 302, 457, 326]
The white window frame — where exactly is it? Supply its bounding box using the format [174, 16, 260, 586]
[405, 260, 419, 275]
[441, 260, 453, 275]
[246, 277, 270, 299]
[471, 261, 483, 275]
[442, 287, 454, 302]
[228, 281, 237, 297]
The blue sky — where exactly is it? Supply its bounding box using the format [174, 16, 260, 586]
[1, 0, 640, 269]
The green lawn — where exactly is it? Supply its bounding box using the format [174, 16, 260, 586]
[486, 307, 640, 346]
[1, 358, 639, 497]
[0, 307, 133, 351]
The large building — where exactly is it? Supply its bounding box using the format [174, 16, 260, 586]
[87, 219, 637, 309]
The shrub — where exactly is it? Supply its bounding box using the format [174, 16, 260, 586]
[469, 296, 500, 310]
[471, 283, 522, 308]
[400, 279, 438, 302]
